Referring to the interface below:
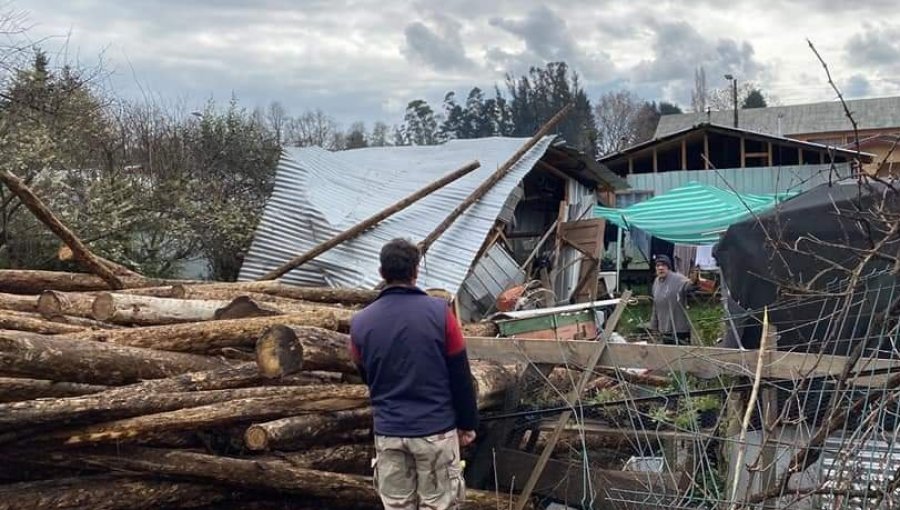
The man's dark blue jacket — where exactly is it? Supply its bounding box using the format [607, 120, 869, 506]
[349, 286, 479, 437]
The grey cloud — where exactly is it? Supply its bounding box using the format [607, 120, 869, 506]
[844, 74, 873, 97]
[489, 5, 578, 62]
[402, 16, 475, 71]
[631, 20, 763, 83]
[846, 23, 900, 67]
[486, 5, 615, 79]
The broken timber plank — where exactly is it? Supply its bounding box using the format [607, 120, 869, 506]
[466, 338, 900, 385]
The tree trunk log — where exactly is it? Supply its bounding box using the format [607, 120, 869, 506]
[58, 244, 145, 279]
[97, 363, 312, 397]
[245, 408, 372, 451]
[0, 169, 125, 289]
[92, 293, 232, 325]
[259, 160, 480, 280]
[172, 286, 338, 309]
[177, 282, 378, 305]
[0, 330, 230, 384]
[0, 377, 107, 402]
[0, 385, 329, 431]
[58, 447, 521, 510]
[0, 270, 196, 295]
[0, 474, 234, 510]
[46, 385, 368, 446]
[281, 443, 374, 475]
[65, 311, 353, 353]
[255, 325, 351, 377]
[0, 310, 86, 334]
[254, 325, 512, 407]
[38, 290, 102, 319]
[0, 292, 39, 313]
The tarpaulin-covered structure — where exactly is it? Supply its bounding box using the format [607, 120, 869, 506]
[714, 178, 900, 354]
[593, 182, 791, 245]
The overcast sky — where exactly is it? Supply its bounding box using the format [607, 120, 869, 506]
[18, 0, 900, 127]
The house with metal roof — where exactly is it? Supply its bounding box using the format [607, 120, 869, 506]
[655, 96, 900, 175]
[240, 136, 629, 320]
[600, 122, 874, 202]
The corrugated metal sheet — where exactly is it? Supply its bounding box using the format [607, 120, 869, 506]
[820, 435, 900, 509]
[655, 96, 900, 138]
[625, 163, 850, 196]
[458, 244, 525, 322]
[239, 136, 555, 295]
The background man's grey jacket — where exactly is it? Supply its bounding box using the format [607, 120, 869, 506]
[650, 272, 693, 334]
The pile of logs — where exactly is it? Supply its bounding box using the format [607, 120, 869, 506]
[0, 269, 514, 510]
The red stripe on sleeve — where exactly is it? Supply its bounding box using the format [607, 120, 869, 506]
[348, 337, 362, 363]
[445, 307, 466, 356]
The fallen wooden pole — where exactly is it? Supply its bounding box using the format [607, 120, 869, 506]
[0, 292, 39, 313]
[174, 282, 378, 305]
[255, 325, 352, 377]
[245, 408, 372, 451]
[49, 386, 369, 446]
[0, 270, 194, 295]
[38, 291, 96, 319]
[0, 330, 230, 384]
[0, 310, 87, 335]
[0, 474, 234, 510]
[91, 293, 232, 325]
[64, 310, 354, 353]
[260, 160, 481, 281]
[0, 377, 108, 403]
[57, 244, 144, 279]
[418, 104, 573, 255]
[280, 443, 373, 475]
[57, 447, 521, 510]
[0, 385, 327, 430]
[0, 169, 124, 289]
[256, 323, 499, 377]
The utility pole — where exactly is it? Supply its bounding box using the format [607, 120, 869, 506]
[724, 74, 738, 128]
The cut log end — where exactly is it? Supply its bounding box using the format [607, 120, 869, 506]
[58, 244, 74, 262]
[91, 293, 114, 322]
[256, 325, 304, 378]
[37, 291, 65, 319]
[244, 425, 269, 450]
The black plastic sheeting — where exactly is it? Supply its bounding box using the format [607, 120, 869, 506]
[714, 178, 900, 356]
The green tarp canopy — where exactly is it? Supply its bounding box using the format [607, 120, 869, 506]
[594, 182, 793, 245]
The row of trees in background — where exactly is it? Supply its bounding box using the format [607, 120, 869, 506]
[0, 21, 775, 280]
[0, 50, 281, 280]
[394, 62, 681, 157]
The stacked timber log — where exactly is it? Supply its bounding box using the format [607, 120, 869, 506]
[0, 269, 513, 510]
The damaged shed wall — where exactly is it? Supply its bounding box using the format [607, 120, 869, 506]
[239, 136, 556, 296]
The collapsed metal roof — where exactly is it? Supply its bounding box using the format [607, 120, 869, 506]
[239, 136, 559, 294]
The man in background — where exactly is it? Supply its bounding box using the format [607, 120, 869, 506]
[650, 254, 696, 345]
[349, 238, 478, 510]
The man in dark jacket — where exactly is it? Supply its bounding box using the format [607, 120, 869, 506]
[349, 238, 478, 510]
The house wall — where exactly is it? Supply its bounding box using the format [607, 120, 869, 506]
[624, 163, 850, 196]
[792, 128, 900, 176]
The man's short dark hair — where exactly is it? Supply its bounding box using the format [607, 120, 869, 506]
[380, 238, 420, 284]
